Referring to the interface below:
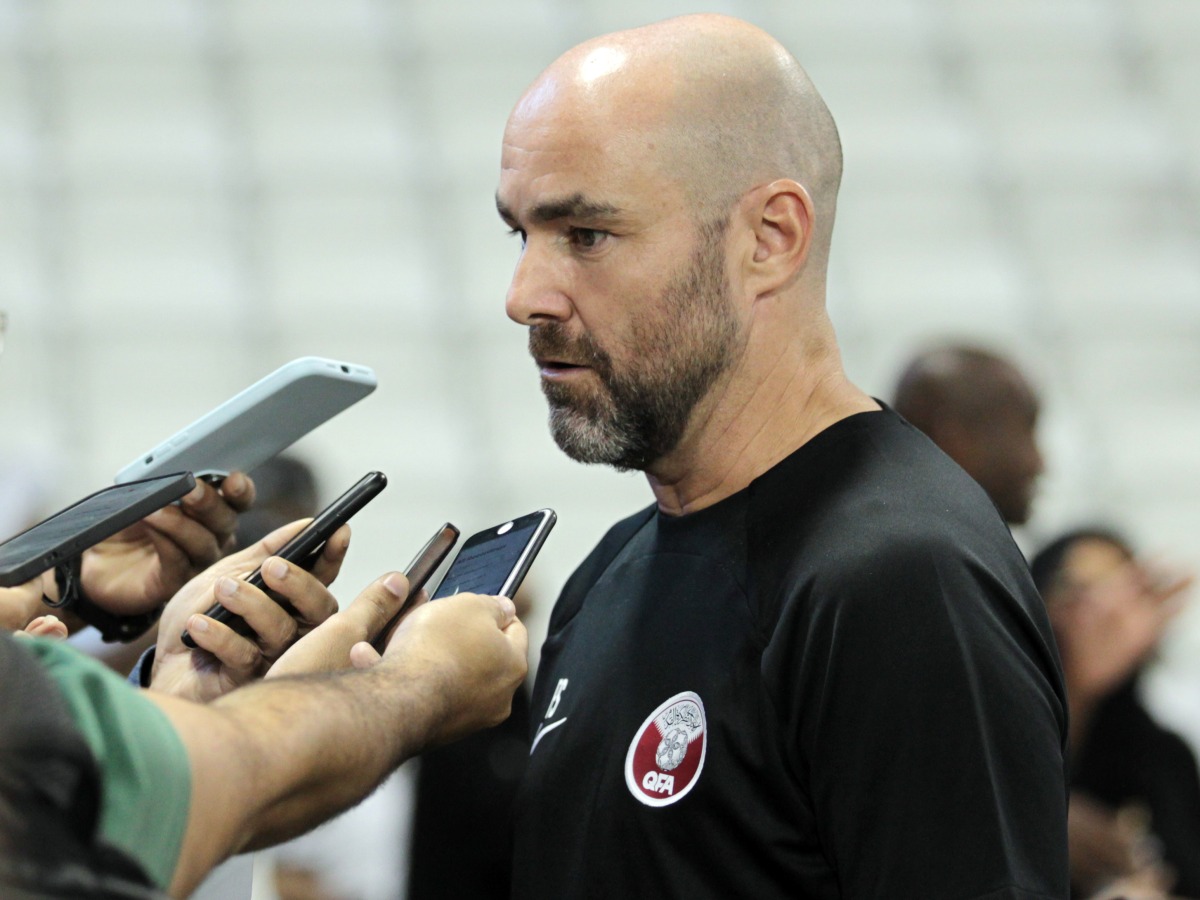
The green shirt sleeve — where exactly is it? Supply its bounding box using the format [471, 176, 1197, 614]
[25, 637, 191, 890]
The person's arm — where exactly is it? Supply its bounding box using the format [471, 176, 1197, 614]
[145, 580, 527, 898]
[37, 473, 256, 630]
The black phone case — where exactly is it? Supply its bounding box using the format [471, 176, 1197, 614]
[430, 509, 556, 600]
[0, 472, 197, 587]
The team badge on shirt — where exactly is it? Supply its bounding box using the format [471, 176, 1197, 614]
[624, 691, 707, 807]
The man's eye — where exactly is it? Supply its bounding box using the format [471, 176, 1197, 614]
[507, 228, 527, 246]
[568, 228, 609, 251]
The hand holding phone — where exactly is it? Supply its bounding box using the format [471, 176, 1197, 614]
[181, 471, 387, 648]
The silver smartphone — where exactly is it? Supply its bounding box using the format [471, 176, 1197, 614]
[114, 357, 376, 484]
[430, 509, 556, 600]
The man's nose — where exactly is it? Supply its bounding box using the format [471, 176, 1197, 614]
[506, 240, 572, 325]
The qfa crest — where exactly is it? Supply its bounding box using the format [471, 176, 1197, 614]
[624, 691, 707, 807]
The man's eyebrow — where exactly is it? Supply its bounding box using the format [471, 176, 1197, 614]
[495, 193, 623, 225]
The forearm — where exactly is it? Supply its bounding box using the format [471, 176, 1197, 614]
[216, 659, 447, 847]
[147, 657, 448, 896]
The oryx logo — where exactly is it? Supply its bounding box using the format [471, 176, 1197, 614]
[624, 691, 707, 807]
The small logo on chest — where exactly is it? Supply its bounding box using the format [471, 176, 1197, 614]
[624, 691, 707, 807]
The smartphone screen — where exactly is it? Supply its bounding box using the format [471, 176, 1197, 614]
[431, 509, 555, 599]
[0, 473, 196, 587]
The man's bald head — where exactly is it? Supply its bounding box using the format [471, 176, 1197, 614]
[893, 345, 1044, 525]
[510, 15, 843, 269]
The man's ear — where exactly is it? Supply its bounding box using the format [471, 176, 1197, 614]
[739, 179, 814, 299]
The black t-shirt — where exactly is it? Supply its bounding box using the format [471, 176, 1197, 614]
[513, 408, 1069, 899]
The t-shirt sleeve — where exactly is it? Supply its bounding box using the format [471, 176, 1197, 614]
[762, 537, 1069, 899]
[27, 637, 191, 890]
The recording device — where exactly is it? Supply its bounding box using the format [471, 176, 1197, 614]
[430, 509, 556, 600]
[115, 357, 377, 484]
[181, 471, 387, 648]
[0, 473, 197, 588]
[372, 522, 461, 651]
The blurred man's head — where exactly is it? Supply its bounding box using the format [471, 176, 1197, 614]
[893, 345, 1043, 524]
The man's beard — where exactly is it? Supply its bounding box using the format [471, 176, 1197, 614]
[529, 220, 738, 472]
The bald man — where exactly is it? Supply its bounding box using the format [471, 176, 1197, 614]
[498, 15, 1068, 899]
[893, 345, 1045, 525]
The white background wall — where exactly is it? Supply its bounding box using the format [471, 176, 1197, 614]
[1, 0, 1198, 735]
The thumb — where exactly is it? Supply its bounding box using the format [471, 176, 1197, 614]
[490, 594, 518, 628]
[350, 641, 383, 669]
[340, 572, 411, 643]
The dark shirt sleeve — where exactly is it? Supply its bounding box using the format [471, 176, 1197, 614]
[763, 536, 1069, 899]
[128, 645, 156, 688]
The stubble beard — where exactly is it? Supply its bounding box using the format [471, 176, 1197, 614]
[530, 220, 739, 472]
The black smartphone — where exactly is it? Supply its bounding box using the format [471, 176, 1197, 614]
[372, 522, 461, 651]
[0, 473, 196, 587]
[181, 470, 387, 648]
[431, 509, 556, 600]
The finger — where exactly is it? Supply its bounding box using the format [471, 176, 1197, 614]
[256, 518, 313, 556]
[142, 505, 223, 570]
[179, 479, 241, 552]
[489, 594, 519, 628]
[340, 572, 410, 646]
[258, 556, 340, 630]
[374, 587, 429, 649]
[218, 471, 257, 513]
[309, 524, 352, 587]
[205, 518, 311, 580]
[26, 615, 70, 640]
[1152, 572, 1194, 606]
[16, 615, 70, 640]
[210, 575, 298, 658]
[503, 615, 528, 650]
[184, 612, 263, 675]
[349, 641, 383, 669]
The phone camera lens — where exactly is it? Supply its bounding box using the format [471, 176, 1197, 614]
[340, 365, 350, 374]
[145, 455, 154, 464]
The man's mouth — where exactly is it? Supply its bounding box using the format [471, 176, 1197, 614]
[536, 357, 589, 375]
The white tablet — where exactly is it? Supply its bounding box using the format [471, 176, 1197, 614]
[114, 357, 377, 484]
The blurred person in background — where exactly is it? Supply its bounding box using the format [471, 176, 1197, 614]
[1032, 529, 1197, 899]
[892, 343, 1044, 527]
